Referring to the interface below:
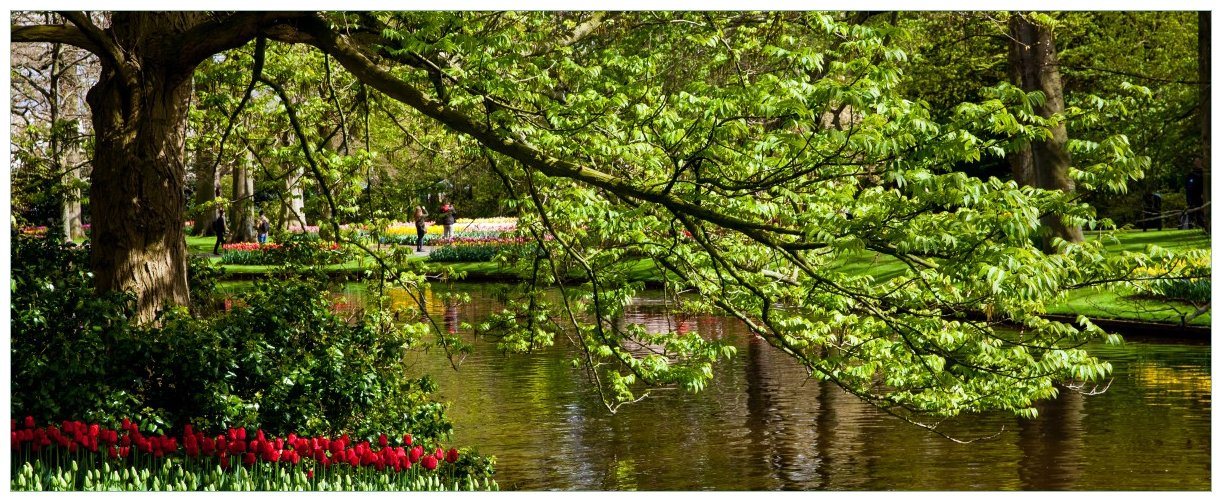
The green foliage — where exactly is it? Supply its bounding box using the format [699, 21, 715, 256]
[10, 232, 142, 424]
[11, 233, 450, 441]
[187, 254, 223, 316]
[11, 456, 497, 491]
[150, 279, 450, 440]
[1147, 278, 1210, 303]
[353, 11, 1207, 426]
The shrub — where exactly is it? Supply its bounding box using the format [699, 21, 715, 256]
[150, 279, 451, 439]
[10, 231, 143, 426]
[12, 232, 451, 441]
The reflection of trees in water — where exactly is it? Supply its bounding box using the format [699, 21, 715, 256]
[1016, 388, 1084, 490]
[743, 333, 828, 489]
[335, 286, 1210, 490]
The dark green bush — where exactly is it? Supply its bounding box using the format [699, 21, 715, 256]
[10, 231, 144, 426]
[150, 279, 451, 440]
[11, 232, 451, 441]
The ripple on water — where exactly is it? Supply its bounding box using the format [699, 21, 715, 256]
[348, 286, 1212, 490]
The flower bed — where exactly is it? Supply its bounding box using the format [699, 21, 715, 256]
[369, 218, 519, 246]
[10, 418, 496, 491]
[427, 237, 529, 263]
[219, 241, 344, 266]
[1132, 253, 1211, 303]
[219, 242, 284, 265]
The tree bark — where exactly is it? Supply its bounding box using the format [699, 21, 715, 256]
[229, 154, 257, 242]
[189, 147, 219, 237]
[1007, 13, 1084, 246]
[285, 166, 309, 231]
[82, 13, 207, 322]
[1200, 11, 1211, 233]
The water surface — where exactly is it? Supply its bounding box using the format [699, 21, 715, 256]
[344, 284, 1211, 490]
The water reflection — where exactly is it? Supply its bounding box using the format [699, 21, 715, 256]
[330, 284, 1211, 490]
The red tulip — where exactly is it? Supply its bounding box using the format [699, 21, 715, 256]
[243, 452, 256, 466]
[379, 434, 388, 448]
[409, 445, 423, 462]
[402, 433, 412, 446]
[219, 453, 230, 470]
[307, 469, 314, 479]
[446, 448, 459, 463]
[421, 455, 438, 471]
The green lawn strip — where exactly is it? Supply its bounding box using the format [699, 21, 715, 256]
[198, 230, 1209, 326]
[1049, 287, 1209, 327]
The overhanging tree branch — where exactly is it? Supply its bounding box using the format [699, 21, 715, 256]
[11, 24, 102, 55]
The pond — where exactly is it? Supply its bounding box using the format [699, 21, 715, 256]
[329, 283, 1211, 490]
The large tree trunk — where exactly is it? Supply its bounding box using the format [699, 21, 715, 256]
[1008, 13, 1084, 246]
[1200, 11, 1211, 233]
[84, 13, 201, 322]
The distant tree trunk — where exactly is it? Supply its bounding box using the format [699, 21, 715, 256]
[229, 154, 257, 242]
[61, 148, 85, 241]
[1007, 13, 1084, 246]
[1200, 11, 1211, 233]
[189, 148, 219, 237]
[284, 166, 308, 231]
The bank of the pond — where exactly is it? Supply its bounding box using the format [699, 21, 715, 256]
[194, 229, 1211, 330]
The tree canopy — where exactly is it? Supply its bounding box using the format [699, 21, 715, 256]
[10, 11, 1209, 438]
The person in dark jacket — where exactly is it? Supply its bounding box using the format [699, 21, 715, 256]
[439, 202, 456, 239]
[212, 212, 227, 255]
[256, 211, 271, 244]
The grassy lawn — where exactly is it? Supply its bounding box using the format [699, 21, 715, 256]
[195, 230, 1210, 327]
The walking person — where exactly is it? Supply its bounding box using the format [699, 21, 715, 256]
[256, 211, 270, 244]
[212, 211, 227, 255]
[413, 205, 429, 253]
[439, 202, 456, 240]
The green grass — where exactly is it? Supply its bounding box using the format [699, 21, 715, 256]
[192, 230, 1210, 327]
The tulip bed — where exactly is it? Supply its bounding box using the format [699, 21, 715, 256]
[11, 418, 497, 491]
[369, 218, 517, 246]
[219, 241, 344, 265]
[427, 237, 531, 262]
